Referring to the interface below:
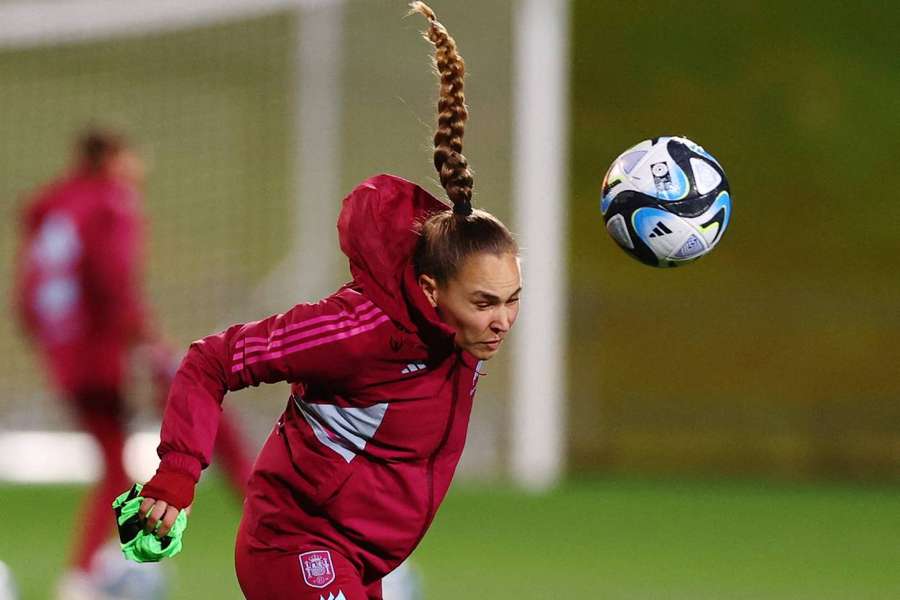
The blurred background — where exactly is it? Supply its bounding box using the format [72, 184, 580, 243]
[0, 1, 897, 599]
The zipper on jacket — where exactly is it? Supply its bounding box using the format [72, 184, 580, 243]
[417, 360, 462, 541]
[278, 400, 313, 486]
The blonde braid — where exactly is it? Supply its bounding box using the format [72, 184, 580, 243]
[409, 1, 474, 216]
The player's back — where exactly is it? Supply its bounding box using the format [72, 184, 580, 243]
[15, 172, 143, 391]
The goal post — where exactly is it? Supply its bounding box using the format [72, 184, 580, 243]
[510, 0, 571, 491]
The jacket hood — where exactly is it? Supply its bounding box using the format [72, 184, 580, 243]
[337, 174, 454, 341]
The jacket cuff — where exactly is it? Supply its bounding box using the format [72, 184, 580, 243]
[142, 460, 200, 510]
[157, 451, 203, 481]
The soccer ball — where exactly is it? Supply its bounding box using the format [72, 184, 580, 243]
[600, 136, 731, 267]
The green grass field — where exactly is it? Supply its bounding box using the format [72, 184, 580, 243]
[2, 476, 898, 599]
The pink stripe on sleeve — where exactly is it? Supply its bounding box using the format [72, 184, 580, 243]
[234, 300, 373, 349]
[236, 336, 275, 349]
[231, 314, 390, 373]
[281, 301, 374, 335]
[241, 306, 383, 356]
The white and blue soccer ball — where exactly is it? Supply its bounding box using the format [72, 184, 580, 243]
[600, 136, 731, 267]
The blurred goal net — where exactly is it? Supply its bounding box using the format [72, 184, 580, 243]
[0, 0, 568, 487]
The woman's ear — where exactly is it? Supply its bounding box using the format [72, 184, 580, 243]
[418, 274, 439, 308]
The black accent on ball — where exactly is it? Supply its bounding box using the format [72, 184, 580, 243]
[602, 190, 661, 267]
[663, 139, 729, 218]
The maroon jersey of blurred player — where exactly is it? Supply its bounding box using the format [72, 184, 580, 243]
[142, 175, 489, 598]
[15, 162, 147, 396]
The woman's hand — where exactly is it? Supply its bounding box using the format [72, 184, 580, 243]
[139, 497, 185, 538]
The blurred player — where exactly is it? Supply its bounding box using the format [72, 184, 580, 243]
[12, 129, 254, 599]
[136, 3, 520, 599]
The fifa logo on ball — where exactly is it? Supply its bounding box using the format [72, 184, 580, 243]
[650, 161, 673, 195]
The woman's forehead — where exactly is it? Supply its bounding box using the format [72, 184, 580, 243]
[454, 252, 521, 294]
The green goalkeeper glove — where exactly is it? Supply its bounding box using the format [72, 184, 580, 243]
[112, 484, 188, 563]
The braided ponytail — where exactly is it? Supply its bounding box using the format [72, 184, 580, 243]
[409, 1, 473, 216]
[409, 2, 517, 287]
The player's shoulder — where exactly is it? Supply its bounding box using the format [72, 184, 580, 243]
[328, 286, 392, 330]
[94, 182, 139, 219]
[329, 284, 370, 308]
[318, 286, 433, 382]
[320, 286, 398, 352]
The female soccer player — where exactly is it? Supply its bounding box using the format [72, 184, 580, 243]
[13, 129, 255, 599]
[138, 3, 521, 599]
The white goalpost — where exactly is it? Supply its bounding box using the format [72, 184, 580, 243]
[511, 0, 571, 491]
[0, 0, 570, 491]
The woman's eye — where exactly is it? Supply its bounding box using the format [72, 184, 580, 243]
[475, 303, 491, 309]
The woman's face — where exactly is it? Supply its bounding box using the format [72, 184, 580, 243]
[420, 252, 521, 360]
[107, 149, 146, 189]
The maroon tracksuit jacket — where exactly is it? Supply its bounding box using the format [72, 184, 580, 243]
[144, 174, 485, 583]
[14, 171, 146, 393]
